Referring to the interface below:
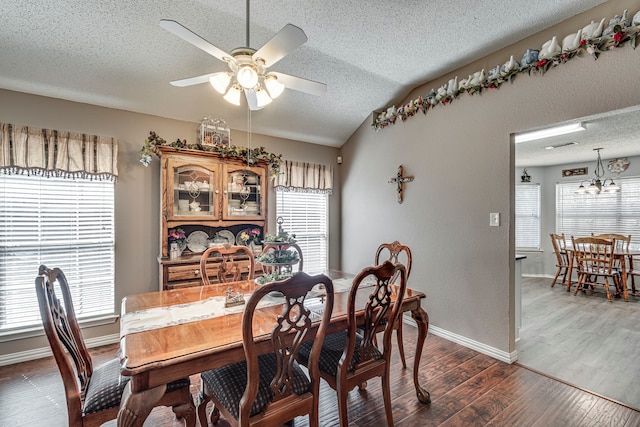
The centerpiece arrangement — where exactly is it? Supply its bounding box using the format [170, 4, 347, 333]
[255, 217, 301, 283]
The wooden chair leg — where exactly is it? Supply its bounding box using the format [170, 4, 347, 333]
[551, 268, 562, 287]
[337, 385, 349, 427]
[196, 383, 211, 427]
[381, 370, 395, 427]
[396, 320, 406, 369]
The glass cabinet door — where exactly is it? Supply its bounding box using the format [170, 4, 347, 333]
[170, 163, 218, 218]
[223, 165, 265, 219]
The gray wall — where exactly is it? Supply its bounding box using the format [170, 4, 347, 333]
[340, 0, 640, 356]
[0, 89, 340, 357]
[517, 155, 640, 277]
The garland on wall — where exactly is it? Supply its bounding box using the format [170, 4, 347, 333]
[372, 9, 640, 131]
[140, 131, 283, 177]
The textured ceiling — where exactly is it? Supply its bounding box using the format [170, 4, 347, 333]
[0, 0, 618, 151]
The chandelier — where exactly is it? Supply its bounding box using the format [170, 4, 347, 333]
[575, 148, 620, 195]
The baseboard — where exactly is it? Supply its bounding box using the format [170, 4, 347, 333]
[0, 333, 120, 366]
[402, 316, 518, 364]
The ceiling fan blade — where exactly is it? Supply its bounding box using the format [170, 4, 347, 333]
[252, 24, 307, 67]
[270, 72, 327, 96]
[160, 19, 233, 63]
[169, 73, 219, 87]
[244, 89, 264, 111]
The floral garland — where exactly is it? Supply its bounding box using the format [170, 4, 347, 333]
[372, 16, 640, 131]
[140, 131, 283, 177]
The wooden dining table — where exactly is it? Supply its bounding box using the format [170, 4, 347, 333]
[565, 246, 640, 302]
[117, 270, 430, 427]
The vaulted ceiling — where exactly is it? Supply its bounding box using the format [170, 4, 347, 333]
[0, 0, 623, 155]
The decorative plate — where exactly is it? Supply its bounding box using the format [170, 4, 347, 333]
[217, 230, 235, 245]
[608, 158, 629, 174]
[186, 231, 209, 253]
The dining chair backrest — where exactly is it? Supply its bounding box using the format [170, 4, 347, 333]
[572, 236, 617, 275]
[35, 265, 93, 426]
[347, 260, 407, 367]
[375, 241, 412, 284]
[550, 233, 570, 265]
[200, 244, 255, 285]
[240, 272, 334, 425]
[592, 233, 631, 252]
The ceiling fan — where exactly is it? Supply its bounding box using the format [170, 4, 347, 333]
[160, 0, 326, 110]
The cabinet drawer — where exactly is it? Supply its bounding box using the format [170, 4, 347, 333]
[167, 264, 203, 283]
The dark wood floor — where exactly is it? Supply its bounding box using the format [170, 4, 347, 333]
[517, 276, 640, 410]
[2, 325, 640, 427]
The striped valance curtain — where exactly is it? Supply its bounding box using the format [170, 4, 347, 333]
[273, 160, 333, 194]
[0, 122, 118, 181]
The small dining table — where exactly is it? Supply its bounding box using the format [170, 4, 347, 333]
[117, 270, 430, 427]
[565, 246, 640, 302]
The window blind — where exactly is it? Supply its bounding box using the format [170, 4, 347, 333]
[516, 183, 541, 250]
[0, 174, 115, 333]
[276, 191, 328, 274]
[556, 176, 640, 250]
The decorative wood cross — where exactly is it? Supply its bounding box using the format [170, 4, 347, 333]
[388, 165, 414, 204]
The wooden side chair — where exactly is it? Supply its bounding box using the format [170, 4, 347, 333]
[550, 233, 571, 288]
[200, 244, 256, 285]
[196, 272, 334, 427]
[35, 265, 195, 427]
[571, 237, 622, 302]
[298, 261, 407, 427]
[592, 233, 634, 295]
[374, 240, 412, 368]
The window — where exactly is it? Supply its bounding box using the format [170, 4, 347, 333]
[275, 191, 328, 273]
[0, 174, 115, 335]
[516, 183, 541, 250]
[556, 176, 640, 250]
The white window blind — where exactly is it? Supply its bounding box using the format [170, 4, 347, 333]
[0, 174, 115, 334]
[516, 183, 541, 250]
[556, 176, 640, 250]
[276, 191, 328, 274]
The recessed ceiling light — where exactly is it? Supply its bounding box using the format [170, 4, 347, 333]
[515, 123, 585, 143]
[543, 141, 579, 150]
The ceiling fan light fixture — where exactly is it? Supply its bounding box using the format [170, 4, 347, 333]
[255, 86, 272, 107]
[236, 65, 259, 89]
[209, 72, 231, 94]
[223, 84, 242, 106]
[264, 74, 285, 99]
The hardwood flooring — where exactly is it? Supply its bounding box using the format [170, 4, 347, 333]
[517, 276, 640, 410]
[2, 324, 640, 426]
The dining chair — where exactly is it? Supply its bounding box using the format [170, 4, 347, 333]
[35, 265, 196, 427]
[571, 237, 622, 302]
[374, 240, 412, 368]
[200, 244, 256, 285]
[550, 233, 571, 288]
[196, 272, 334, 427]
[297, 260, 407, 427]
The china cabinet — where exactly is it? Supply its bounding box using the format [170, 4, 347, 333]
[157, 146, 268, 290]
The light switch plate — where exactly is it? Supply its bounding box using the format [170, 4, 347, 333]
[490, 212, 500, 227]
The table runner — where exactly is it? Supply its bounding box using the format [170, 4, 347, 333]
[120, 286, 338, 337]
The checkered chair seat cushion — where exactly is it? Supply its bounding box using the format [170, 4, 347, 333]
[201, 352, 310, 420]
[83, 358, 190, 415]
[298, 330, 382, 377]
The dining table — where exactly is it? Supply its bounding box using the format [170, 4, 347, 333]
[565, 246, 640, 302]
[116, 270, 430, 427]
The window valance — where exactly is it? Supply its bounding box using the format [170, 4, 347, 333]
[0, 122, 118, 181]
[273, 160, 333, 194]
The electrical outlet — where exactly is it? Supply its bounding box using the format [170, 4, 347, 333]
[490, 212, 500, 227]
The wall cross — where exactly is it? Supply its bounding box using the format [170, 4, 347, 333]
[388, 165, 414, 204]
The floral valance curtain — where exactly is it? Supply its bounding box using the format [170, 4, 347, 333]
[273, 160, 333, 194]
[0, 122, 118, 181]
